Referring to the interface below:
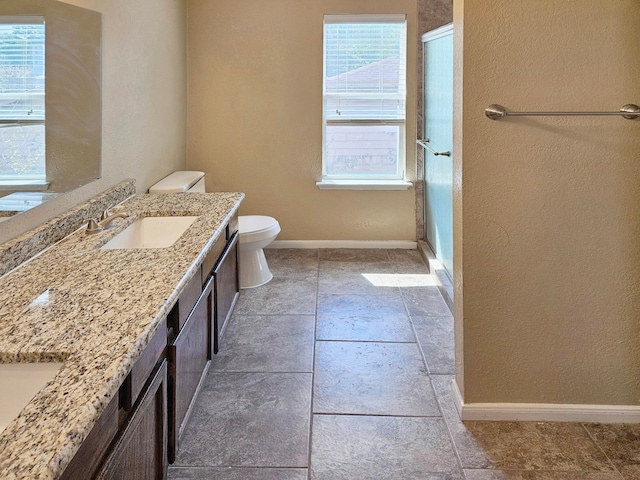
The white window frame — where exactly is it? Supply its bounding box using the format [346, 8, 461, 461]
[318, 14, 411, 190]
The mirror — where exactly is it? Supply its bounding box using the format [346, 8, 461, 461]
[0, 0, 101, 220]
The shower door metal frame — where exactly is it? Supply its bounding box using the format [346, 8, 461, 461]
[421, 23, 454, 279]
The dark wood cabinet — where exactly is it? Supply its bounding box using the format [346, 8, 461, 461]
[226, 213, 238, 240]
[60, 222, 241, 477]
[167, 275, 213, 463]
[97, 360, 168, 480]
[213, 231, 240, 354]
[166, 229, 240, 462]
[60, 320, 167, 480]
[171, 273, 202, 331]
[128, 318, 168, 408]
[201, 234, 226, 286]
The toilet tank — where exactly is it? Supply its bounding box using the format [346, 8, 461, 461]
[149, 171, 205, 194]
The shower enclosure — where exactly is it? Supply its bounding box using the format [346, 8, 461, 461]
[420, 24, 453, 278]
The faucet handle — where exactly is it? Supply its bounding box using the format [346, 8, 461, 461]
[86, 218, 103, 234]
[100, 209, 111, 221]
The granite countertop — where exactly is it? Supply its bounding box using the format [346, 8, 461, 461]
[0, 191, 243, 479]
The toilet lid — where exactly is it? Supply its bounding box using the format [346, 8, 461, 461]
[149, 171, 205, 194]
[239, 215, 279, 234]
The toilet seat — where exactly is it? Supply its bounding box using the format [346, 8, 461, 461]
[239, 215, 280, 244]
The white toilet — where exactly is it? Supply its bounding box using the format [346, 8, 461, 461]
[148, 171, 280, 289]
[238, 215, 280, 288]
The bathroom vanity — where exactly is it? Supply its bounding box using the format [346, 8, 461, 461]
[166, 212, 239, 463]
[0, 188, 243, 479]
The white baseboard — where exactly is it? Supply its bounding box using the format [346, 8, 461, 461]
[269, 240, 417, 249]
[451, 379, 640, 423]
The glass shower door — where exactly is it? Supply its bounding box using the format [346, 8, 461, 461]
[422, 24, 453, 278]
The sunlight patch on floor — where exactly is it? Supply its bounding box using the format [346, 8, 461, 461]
[361, 273, 437, 287]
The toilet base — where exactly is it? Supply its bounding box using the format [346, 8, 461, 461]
[239, 247, 273, 289]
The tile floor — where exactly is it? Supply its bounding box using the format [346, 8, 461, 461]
[168, 249, 639, 480]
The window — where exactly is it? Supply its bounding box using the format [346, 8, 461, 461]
[320, 14, 407, 188]
[0, 17, 45, 184]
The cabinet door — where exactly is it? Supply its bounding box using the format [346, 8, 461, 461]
[96, 360, 168, 480]
[168, 276, 213, 462]
[213, 231, 240, 354]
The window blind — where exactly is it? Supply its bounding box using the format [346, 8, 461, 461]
[0, 17, 45, 182]
[323, 15, 406, 123]
[0, 17, 45, 123]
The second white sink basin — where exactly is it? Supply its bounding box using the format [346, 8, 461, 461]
[0, 362, 64, 434]
[101, 216, 199, 250]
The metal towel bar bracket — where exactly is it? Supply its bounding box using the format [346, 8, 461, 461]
[485, 104, 640, 120]
[416, 139, 451, 157]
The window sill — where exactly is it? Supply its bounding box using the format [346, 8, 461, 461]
[0, 180, 50, 192]
[316, 179, 413, 191]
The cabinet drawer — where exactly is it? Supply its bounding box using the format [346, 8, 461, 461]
[170, 271, 202, 332]
[201, 234, 226, 285]
[128, 317, 167, 408]
[213, 232, 240, 354]
[168, 275, 213, 462]
[226, 213, 238, 240]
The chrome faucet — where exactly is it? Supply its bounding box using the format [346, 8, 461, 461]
[86, 209, 129, 234]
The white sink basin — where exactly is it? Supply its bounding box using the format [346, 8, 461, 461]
[101, 216, 199, 250]
[0, 362, 64, 434]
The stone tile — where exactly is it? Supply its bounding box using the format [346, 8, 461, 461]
[412, 316, 455, 374]
[173, 372, 311, 467]
[318, 260, 397, 275]
[387, 248, 430, 274]
[418, 0, 453, 34]
[313, 341, 439, 416]
[584, 423, 640, 480]
[463, 470, 622, 479]
[430, 377, 616, 472]
[438, 273, 454, 311]
[318, 272, 400, 296]
[234, 276, 317, 315]
[168, 467, 308, 480]
[457, 422, 617, 472]
[310, 414, 462, 480]
[265, 248, 318, 277]
[618, 466, 640, 480]
[320, 270, 438, 291]
[317, 293, 407, 318]
[316, 312, 415, 343]
[318, 248, 390, 262]
[431, 375, 495, 468]
[415, 174, 425, 243]
[211, 314, 314, 373]
[402, 286, 452, 316]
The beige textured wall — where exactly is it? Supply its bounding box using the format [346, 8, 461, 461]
[455, 0, 640, 405]
[187, 0, 418, 241]
[0, 0, 187, 244]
